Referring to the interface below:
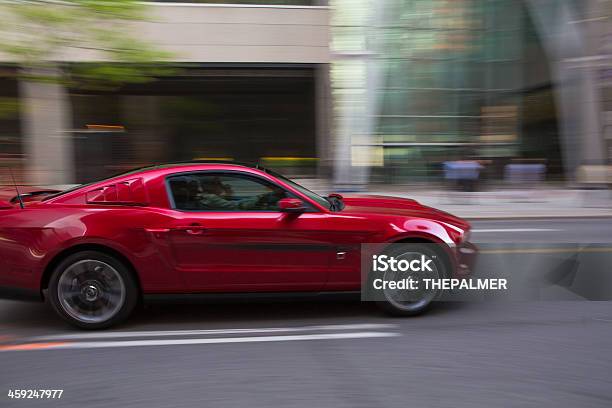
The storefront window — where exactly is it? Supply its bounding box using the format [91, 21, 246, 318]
[70, 67, 317, 183]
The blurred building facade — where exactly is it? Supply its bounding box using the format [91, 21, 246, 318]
[1, 0, 611, 187]
[1, 1, 331, 184]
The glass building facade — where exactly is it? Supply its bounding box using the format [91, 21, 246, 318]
[332, 0, 529, 185]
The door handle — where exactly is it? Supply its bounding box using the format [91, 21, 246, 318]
[175, 224, 207, 235]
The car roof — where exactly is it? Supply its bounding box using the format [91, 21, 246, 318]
[118, 161, 261, 175]
[127, 161, 270, 179]
[148, 160, 258, 169]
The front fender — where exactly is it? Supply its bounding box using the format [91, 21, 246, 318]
[385, 218, 456, 245]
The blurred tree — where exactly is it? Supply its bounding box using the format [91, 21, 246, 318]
[0, 97, 18, 120]
[0, 0, 173, 90]
[0, 0, 175, 184]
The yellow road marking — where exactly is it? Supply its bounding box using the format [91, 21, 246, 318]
[480, 247, 612, 255]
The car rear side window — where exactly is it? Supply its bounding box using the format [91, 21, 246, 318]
[167, 173, 294, 211]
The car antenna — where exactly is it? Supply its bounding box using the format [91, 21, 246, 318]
[8, 168, 25, 209]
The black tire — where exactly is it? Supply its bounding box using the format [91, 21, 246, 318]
[47, 250, 139, 329]
[374, 243, 449, 317]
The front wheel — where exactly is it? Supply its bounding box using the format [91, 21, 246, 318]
[48, 251, 139, 329]
[375, 243, 449, 316]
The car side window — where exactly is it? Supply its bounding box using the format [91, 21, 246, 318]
[168, 173, 291, 211]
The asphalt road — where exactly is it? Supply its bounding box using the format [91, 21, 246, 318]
[1, 218, 611, 408]
[470, 217, 612, 243]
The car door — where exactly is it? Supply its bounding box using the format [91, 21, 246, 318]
[165, 171, 335, 292]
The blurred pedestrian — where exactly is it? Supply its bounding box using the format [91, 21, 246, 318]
[444, 160, 483, 192]
[504, 161, 546, 201]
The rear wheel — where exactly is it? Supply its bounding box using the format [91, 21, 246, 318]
[48, 251, 138, 329]
[375, 243, 449, 316]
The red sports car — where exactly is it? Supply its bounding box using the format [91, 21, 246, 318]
[0, 162, 475, 329]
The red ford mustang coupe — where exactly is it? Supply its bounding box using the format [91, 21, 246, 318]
[0, 162, 475, 329]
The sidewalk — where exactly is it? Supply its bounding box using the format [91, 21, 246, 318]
[375, 189, 612, 220]
[298, 180, 612, 220]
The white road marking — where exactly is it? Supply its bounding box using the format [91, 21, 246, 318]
[34, 323, 398, 341]
[472, 228, 563, 233]
[5, 332, 399, 351]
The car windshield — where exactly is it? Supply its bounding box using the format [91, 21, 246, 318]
[261, 167, 332, 210]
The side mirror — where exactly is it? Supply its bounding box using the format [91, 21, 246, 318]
[328, 193, 344, 200]
[0, 200, 14, 209]
[278, 198, 306, 214]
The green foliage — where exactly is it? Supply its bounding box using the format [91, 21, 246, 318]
[0, 97, 19, 119]
[0, 0, 174, 89]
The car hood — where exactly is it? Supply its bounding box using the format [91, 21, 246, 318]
[339, 194, 470, 230]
